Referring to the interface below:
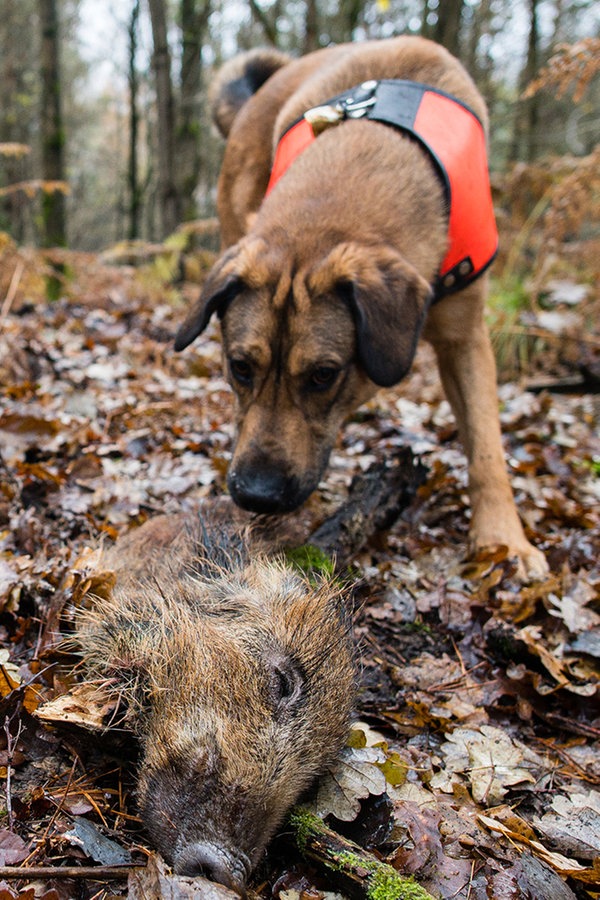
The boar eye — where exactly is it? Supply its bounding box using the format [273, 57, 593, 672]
[229, 358, 253, 386]
[270, 659, 304, 713]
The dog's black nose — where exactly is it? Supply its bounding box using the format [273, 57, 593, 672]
[227, 467, 303, 514]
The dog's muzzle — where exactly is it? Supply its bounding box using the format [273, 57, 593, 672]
[227, 464, 310, 514]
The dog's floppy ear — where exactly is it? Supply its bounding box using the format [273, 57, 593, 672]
[174, 238, 266, 351]
[311, 243, 433, 387]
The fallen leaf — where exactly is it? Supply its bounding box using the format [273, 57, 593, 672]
[488, 852, 578, 900]
[478, 813, 600, 882]
[547, 579, 600, 634]
[544, 279, 588, 306]
[0, 829, 29, 865]
[128, 852, 240, 900]
[0, 561, 19, 605]
[64, 817, 131, 865]
[304, 746, 387, 822]
[35, 683, 124, 731]
[534, 789, 600, 859]
[434, 725, 543, 805]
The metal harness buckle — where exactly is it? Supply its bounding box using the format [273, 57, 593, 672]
[339, 80, 378, 118]
[303, 80, 379, 134]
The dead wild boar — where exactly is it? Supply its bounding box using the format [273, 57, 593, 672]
[75, 508, 355, 894]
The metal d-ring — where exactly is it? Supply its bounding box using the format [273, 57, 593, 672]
[340, 80, 379, 118]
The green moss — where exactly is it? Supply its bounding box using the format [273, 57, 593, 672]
[334, 853, 433, 900]
[288, 807, 318, 853]
[369, 866, 432, 900]
[586, 457, 600, 476]
[402, 621, 432, 635]
[284, 544, 335, 580]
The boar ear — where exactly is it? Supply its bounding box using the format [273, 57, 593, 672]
[312, 243, 433, 387]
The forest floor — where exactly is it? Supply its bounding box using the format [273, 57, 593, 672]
[0, 235, 598, 900]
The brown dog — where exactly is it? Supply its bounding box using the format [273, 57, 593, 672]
[175, 36, 547, 580]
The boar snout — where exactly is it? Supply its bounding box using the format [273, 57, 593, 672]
[174, 841, 250, 894]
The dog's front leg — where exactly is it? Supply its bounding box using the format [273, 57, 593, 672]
[424, 280, 548, 581]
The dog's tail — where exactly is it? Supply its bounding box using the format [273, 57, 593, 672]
[209, 48, 291, 139]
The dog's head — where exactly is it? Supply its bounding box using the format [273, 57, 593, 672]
[175, 237, 431, 513]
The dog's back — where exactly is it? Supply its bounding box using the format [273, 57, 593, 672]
[211, 38, 486, 139]
[210, 38, 487, 246]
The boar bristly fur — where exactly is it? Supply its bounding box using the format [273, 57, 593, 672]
[76, 512, 355, 894]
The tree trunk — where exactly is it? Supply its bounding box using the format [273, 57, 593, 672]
[510, 0, 540, 163]
[523, 0, 541, 162]
[177, 0, 211, 222]
[38, 0, 67, 247]
[147, 0, 180, 237]
[303, 0, 320, 53]
[0, 4, 34, 244]
[338, 0, 362, 42]
[422, 0, 464, 59]
[127, 0, 141, 240]
[465, 0, 493, 89]
[248, 0, 279, 46]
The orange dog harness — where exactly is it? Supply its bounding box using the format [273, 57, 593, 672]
[266, 79, 498, 300]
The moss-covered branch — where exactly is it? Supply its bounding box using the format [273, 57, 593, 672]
[289, 808, 436, 900]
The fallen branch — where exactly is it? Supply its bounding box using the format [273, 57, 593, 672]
[525, 368, 600, 394]
[0, 864, 142, 879]
[309, 448, 427, 566]
[289, 808, 435, 900]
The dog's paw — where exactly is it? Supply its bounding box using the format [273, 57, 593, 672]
[513, 543, 549, 583]
[470, 529, 549, 583]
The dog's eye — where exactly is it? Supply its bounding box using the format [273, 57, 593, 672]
[229, 358, 253, 386]
[308, 366, 339, 391]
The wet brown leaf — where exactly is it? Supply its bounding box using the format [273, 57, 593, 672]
[0, 830, 29, 865]
[36, 683, 122, 731]
[534, 789, 600, 859]
[128, 853, 240, 900]
[433, 726, 545, 805]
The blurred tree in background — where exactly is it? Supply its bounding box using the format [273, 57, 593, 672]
[0, 0, 597, 251]
[39, 0, 67, 246]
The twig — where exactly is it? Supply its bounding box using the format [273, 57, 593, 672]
[4, 714, 23, 831]
[43, 758, 78, 840]
[537, 711, 600, 740]
[247, 0, 278, 44]
[0, 865, 142, 879]
[495, 323, 600, 347]
[533, 738, 592, 783]
[0, 259, 24, 329]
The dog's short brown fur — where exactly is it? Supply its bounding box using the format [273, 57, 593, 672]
[175, 37, 548, 580]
